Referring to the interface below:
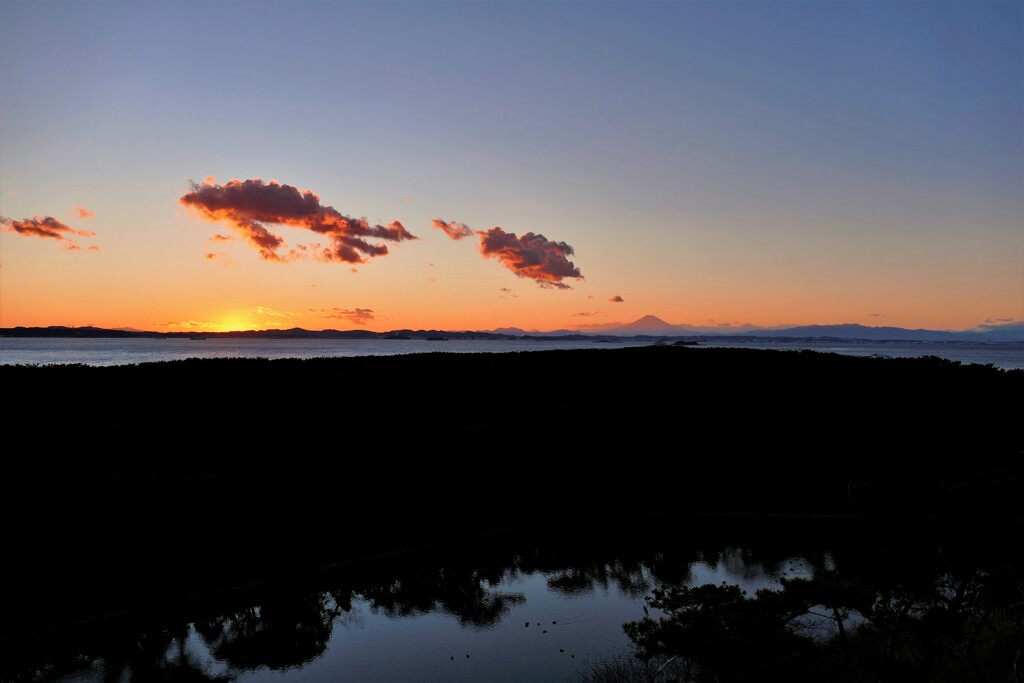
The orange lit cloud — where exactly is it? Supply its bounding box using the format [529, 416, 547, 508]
[479, 227, 582, 289]
[180, 177, 416, 264]
[205, 252, 236, 266]
[313, 307, 377, 325]
[431, 218, 475, 240]
[156, 320, 219, 329]
[432, 217, 583, 289]
[609, 295, 624, 303]
[1, 215, 98, 251]
[573, 311, 606, 317]
[209, 233, 233, 242]
[255, 306, 297, 317]
[75, 206, 95, 219]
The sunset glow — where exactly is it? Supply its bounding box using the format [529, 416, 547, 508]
[1, 1, 1020, 334]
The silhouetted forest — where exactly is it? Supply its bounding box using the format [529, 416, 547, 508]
[1, 347, 1021, 655]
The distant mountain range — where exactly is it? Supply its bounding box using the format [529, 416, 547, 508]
[2, 317, 1021, 342]
[494, 315, 1024, 342]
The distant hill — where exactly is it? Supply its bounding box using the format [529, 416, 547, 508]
[746, 322, 1023, 342]
[608, 315, 679, 335]
[595, 317, 1023, 341]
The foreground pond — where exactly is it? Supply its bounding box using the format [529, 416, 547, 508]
[8, 517, 1021, 682]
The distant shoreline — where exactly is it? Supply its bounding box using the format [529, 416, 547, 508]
[2, 323, 1022, 344]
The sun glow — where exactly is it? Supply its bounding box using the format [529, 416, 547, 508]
[218, 317, 256, 332]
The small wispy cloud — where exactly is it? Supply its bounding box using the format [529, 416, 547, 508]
[255, 306, 297, 317]
[74, 206, 95, 219]
[205, 252, 236, 266]
[312, 307, 377, 325]
[975, 318, 1022, 332]
[609, 295, 624, 303]
[1, 215, 99, 251]
[156, 320, 219, 329]
[431, 218, 475, 240]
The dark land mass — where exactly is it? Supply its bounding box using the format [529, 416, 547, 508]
[1, 347, 1021, 672]
[4, 323, 1022, 343]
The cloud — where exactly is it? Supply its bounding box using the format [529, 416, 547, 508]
[313, 307, 377, 325]
[431, 218, 475, 240]
[479, 227, 582, 289]
[573, 311, 606, 317]
[499, 287, 517, 299]
[867, 312, 883, 318]
[209, 233, 233, 242]
[1, 215, 98, 251]
[180, 177, 416, 264]
[975, 318, 1023, 332]
[205, 252, 236, 266]
[432, 218, 583, 289]
[75, 206, 95, 219]
[255, 306, 296, 317]
[88, 245, 101, 252]
[572, 321, 626, 332]
[609, 295, 624, 303]
[157, 320, 219, 329]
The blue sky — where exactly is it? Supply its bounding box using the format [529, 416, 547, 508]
[1, 0, 1020, 331]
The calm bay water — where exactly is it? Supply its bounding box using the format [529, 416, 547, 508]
[13, 520, 1020, 683]
[0, 338, 650, 366]
[1, 337, 1022, 369]
[22, 525, 821, 683]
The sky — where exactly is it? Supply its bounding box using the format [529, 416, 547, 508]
[1, 0, 1021, 333]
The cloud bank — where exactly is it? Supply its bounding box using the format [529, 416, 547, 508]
[1, 215, 98, 251]
[180, 178, 416, 264]
[432, 217, 583, 289]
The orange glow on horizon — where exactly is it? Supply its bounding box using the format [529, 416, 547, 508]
[216, 316, 258, 332]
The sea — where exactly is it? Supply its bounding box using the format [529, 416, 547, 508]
[0, 337, 1022, 370]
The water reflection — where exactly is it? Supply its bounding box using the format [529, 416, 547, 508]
[4, 519, 1021, 682]
[195, 591, 347, 671]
